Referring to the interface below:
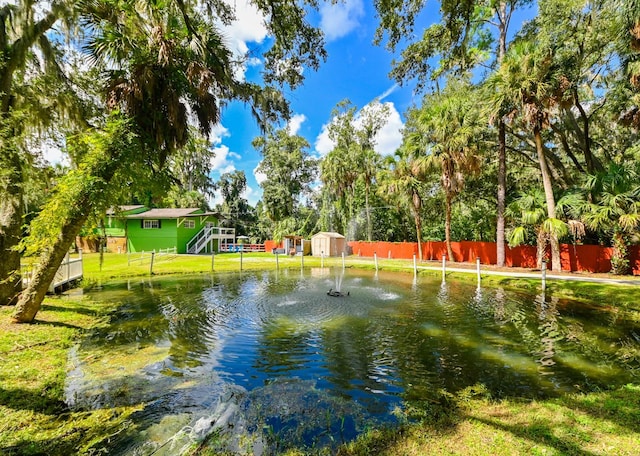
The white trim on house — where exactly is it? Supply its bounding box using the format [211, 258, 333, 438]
[143, 219, 160, 229]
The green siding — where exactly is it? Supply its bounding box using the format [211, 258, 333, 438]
[104, 206, 148, 237]
[105, 217, 127, 237]
[127, 219, 178, 253]
[127, 214, 219, 253]
[177, 215, 219, 253]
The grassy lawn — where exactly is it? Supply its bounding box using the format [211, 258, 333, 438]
[2, 252, 639, 455]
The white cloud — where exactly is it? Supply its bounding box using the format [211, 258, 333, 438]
[314, 123, 334, 156]
[287, 114, 306, 135]
[220, 0, 269, 80]
[242, 184, 261, 206]
[253, 163, 267, 185]
[319, 0, 365, 42]
[374, 103, 403, 156]
[211, 144, 238, 174]
[313, 101, 404, 157]
[210, 123, 230, 145]
[209, 124, 237, 173]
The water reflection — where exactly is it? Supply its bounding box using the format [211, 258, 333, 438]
[69, 270, 640, 454]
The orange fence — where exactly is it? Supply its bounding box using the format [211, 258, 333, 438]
[347, 240, 640, 275]
[264, 240, 279, 252]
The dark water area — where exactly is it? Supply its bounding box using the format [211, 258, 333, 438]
[66, 268, 640, 454]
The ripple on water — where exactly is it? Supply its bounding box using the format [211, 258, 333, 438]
[69, 269, 640, 454]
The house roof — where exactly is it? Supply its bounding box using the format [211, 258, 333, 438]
[311, 231, 345, 239]
[127, 208, 203, 219]
[106, 205, 146, 215]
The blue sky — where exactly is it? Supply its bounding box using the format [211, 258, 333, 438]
[209, 0, 435, 206]
[39, 0, 535, 207]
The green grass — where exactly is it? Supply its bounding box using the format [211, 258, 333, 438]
[333, 384, 640, 456]
[3, 252, 640, 455]
[0, 296, 140, 455]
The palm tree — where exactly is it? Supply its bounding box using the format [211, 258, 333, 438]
[13, 0, 306, 322]
[320, 103, 360, 236]
[378, 145, 429, 260]
[579, 162, 640, 274]
[507, 189, 571, 269]
[355, 102, 389, 241]
[413, 80, 484, 262]
[490, 39, 569, 272]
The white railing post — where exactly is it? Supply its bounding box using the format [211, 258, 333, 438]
[442, 255, 446, 281]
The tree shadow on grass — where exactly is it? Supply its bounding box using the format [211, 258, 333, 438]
[32, 319, 84, 330]
[41, 303, 104, 317]
[468, 414, 601, 456]
[0, 385, 67, 415]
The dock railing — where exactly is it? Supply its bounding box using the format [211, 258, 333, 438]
[22, 251, 84, 293]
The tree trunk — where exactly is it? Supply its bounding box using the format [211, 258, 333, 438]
[444, 191, 454, 262]
[12, 132, 126, 323]
[533, 125, 561, 272]
[12, 210, 90, 322]
[536, 229, 546, 269]
[0, 149, 24, 305]
[496, 120, 506, 267]
[495, 1, 508, 267]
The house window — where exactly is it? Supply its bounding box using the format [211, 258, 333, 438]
[143, 220, 160, 229]
[184, 220, 195, 229]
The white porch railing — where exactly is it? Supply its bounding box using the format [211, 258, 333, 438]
[186, 223, 235, 254]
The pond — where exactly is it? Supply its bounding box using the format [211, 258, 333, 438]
[66, 268, 639, 455]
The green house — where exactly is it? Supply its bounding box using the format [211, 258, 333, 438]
[105, 205, 148, 237]
[125, 208, 235, 254]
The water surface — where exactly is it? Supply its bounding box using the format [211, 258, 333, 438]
[66, 268, 639, 454]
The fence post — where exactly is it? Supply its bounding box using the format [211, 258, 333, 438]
[413, 254, 417, 276]
[342, 251, 345, 270]
[276, 252, 279, 270]
[476, 257, 481, 286]
[211, 251, 215, 272]
[301, 248, 304, 269]
[150, 252, 155, 275]
[321, 251, 324, 268]
[374, 252, 378, 271]
[541, 260, 547, 291]
[240, 250, 243, 271]
[388, 250, 391, 259]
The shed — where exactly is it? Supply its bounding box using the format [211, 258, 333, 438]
[311, 232, 346, 257]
